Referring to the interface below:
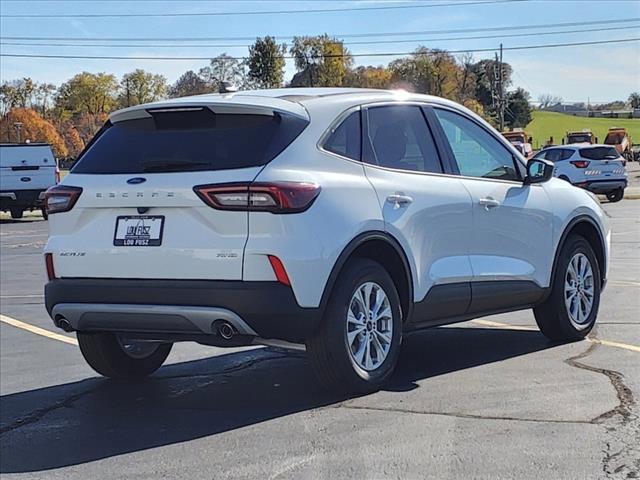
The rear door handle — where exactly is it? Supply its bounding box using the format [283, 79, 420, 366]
[478, 197, 501, 210]
[386, 194, 413, 207]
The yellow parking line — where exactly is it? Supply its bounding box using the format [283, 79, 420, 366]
[471, 319, 538, 331]
[590, 338, 640, 353]
[0, 314, 78, 346]
[470, 319, 640, 353]
[1, 313, 638, 354]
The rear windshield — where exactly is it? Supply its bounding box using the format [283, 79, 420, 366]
[72, 108, 308, 174]
[533, 148, 573, 162]
[579, 147, 620, 160]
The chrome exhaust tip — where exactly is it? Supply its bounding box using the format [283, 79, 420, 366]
[217, 321, 236, 340]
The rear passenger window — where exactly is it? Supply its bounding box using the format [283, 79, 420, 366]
[536, 148, 574, 162]
[365, 105, 443, 173]
[323, 110, 361, 161]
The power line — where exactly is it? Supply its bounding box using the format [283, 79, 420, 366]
[0, 0, 523, 17]
[2, 25, 638, 49]
[2, 18, 638, 42]
[2, 37, 638, 61]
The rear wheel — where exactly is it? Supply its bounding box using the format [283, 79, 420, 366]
[306, 258, 402, 393]
[41, 207, 48, 220]
[10, 208, 23, 219]
[606, 189, 624, 203]
[559, 175, 571, 183]
[534, 235, 601, 341]
[77, 332, 172, 379]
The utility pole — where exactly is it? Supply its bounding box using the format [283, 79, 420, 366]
[498, 43, 505, 132]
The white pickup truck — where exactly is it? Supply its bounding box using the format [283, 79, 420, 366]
[0, 143, 59, 219]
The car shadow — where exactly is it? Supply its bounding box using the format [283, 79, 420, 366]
[0, 218, 45, 225]
[0, 326, 555, 473]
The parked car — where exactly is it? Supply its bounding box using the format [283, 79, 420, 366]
[0, 143, 59, 219]
[44, 88, 610, 392]
[532, 144, 627, 202]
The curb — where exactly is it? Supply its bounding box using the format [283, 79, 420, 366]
[624, 194, 640, 200]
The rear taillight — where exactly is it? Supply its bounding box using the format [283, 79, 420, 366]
[570, 160, 590, 168]
[44, 185, 83, 215]
[194, 182, 321, 213]
[45, 253, 56, 280]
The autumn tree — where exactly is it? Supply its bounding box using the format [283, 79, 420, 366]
[119, 69, 167, 108]
[455, 53, 477, 103]
[343, 66, 392, 89]
[199, 54, 247, 91]
[169, 70, 212, 98]
[0, 108, 68, 157]
[290, 35, 352, 87]
[55, 72, 118, 115]
[248, 36, 287, 89]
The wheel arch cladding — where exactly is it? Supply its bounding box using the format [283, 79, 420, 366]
[321, 232, 413, 322]
[557, 216, 606, 287]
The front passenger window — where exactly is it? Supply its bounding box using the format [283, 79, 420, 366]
[434, 109, 520, 181]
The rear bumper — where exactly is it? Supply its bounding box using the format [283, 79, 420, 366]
[0, 189, 46, 209]
[580, 179, 627, 193]
[45, 278, 322, 343]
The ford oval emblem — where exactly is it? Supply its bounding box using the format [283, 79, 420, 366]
[127, 177, 146, 185]
[20, 177, 31, 182]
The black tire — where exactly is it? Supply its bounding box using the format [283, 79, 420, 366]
[77, 332, 172, 379]
[41, 207, 48, 220]
[558, 175, 571, 183]
[10, 208, 23, 219]
[605, 189, 624, 203]
[534, 235, 601, 341]
[306, 258, 403, 393]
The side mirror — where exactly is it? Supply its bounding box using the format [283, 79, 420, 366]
[524, 158, 554, 185]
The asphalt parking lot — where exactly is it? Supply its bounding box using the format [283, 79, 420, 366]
[0, 201, 638, 479]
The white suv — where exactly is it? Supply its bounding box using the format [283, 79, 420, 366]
[44, 88, 610, 392]
[533, 144, 628, 202]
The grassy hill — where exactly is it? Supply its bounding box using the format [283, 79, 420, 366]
[525, 111, 639, 149]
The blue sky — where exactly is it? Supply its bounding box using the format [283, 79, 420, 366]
[1, 0, 639, 102]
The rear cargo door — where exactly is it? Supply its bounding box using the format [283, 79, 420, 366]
[0, 144, 57, 191]
[47, 105, 308, 280]
[579, 146, 626, 178]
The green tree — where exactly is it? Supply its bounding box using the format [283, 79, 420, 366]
[169, 70, 212, 98]
[119, 69, 167, 108]
[248, 36, 287, 89]
[471, 59, 512, 113]
[627, 92, 640, 109]
[505, 88, 532, 128]
[56, 72, 118, 115]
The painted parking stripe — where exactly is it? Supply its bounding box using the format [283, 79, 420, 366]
[1, 313, 637, 354]
[0, 314, 78, 346]
[471, 319, 640, 353]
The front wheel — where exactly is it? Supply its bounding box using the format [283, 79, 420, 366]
[306, 258, 402, 393]
[605, 189, 624, 203]
[77, 332, 172, 379]
[534, 235, 601, 341]
[10, 208, 23, 219]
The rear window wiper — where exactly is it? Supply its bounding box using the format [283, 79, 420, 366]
[141, 161, 210, 172]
